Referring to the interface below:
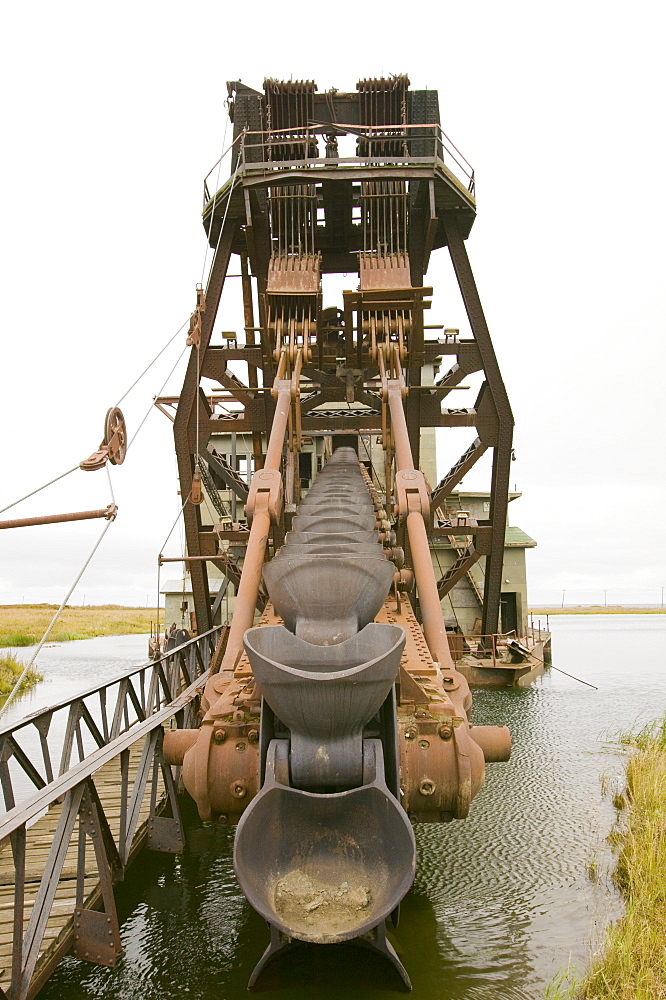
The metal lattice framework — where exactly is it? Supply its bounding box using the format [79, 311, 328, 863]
[172, 76, 511, 645]
[161, 75, 515, 989]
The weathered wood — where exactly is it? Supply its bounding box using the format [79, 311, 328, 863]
[0, 740, 169, 998]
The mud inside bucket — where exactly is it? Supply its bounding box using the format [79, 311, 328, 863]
[233, 741, 416, 944]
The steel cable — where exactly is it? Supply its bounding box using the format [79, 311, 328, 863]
[201, 115, 229, 285]
[0, 515, 116, 718]
[1, 323, 188, 515]
[114, 319, 189, 408]
[126, 345, 188, 453]
[0, 466, 80, 515]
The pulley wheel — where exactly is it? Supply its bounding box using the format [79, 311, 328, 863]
[104, 407, 127, 465]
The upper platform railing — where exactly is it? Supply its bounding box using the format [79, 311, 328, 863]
[202, 122, 475, 209]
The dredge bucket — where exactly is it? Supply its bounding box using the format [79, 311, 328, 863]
[244, 623, 404, 788]
[261, 558, 394, 645]
[234, 740, 415, 946]
[237, 619, 415, 988]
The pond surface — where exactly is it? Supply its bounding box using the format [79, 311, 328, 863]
[1, 633, 151, 727]
[27, 615, 666, 999]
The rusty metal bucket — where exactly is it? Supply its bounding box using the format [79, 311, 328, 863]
[244, 622, 404, 788]
[293, 503, 375, 516]
[274, 542, 385, 557]
[291, 513, 378, 533]
[262, 556, 395, 644]
[285, 530, 379, 546]
[234, 739, 416, 947]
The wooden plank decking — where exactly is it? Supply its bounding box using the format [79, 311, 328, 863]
[0, 738, 167, 998]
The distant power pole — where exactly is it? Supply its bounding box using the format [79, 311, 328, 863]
[561, 589, 565, 608]
[603, 589, 607, 607]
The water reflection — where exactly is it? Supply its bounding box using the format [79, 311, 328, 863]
[1, 634, 152, 806]
[37, 615, 666, 998]
[1, 633, 150, 727]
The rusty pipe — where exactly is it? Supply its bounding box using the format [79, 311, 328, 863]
[265, 387, 291, 468]
[209, 386, 291, 692]
[0, 505, 117, 530]
[386, 387, 454, 671]
[212, 507, 271, 686]
[159, 555, 226, 563]
[240, 251, 265, 470]
[163, 727, 199, 765]
[469, 725, 511, 762]
[405, 512, 454, 671]
[387, 387, 413, 471]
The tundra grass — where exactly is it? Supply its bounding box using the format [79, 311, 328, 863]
[579, 719, 666, 999]
[529, 607, 666, 615]
[0, 605, 163, 647]
[0, 654, 43, 698]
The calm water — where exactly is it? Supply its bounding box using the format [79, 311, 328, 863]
[1, 633, 151, 728]
[26, 615, 666, 999]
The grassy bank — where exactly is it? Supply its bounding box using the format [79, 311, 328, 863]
[0, 605, 163, 647]
[529, 607, 666, 616]
[579, 720, 666, 999]
[0, 654, 43, 699]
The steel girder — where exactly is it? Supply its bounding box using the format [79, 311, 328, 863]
[442, 212, 514, 641]
[173, 226, 237, 635]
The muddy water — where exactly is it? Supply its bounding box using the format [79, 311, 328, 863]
[27, 615, 666, 999]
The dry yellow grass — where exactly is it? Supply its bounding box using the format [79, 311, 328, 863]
[0, 653, 42, 697]
[0, 604, 163, 647]
[530, 608, 666, 616]
[580, 720, 666, 999]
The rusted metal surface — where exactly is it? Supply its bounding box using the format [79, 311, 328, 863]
[0, 505, 117, 530]
[155, 74, 516, 990]
[442, 212, 514, 642]
[172, 225, 236, 635]
[80, 407, 127, 471]
[186, 285, 206, 348]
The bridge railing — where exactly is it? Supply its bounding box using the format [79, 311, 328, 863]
[0, 627, 221, 1000]
[0, 627, 220, 814]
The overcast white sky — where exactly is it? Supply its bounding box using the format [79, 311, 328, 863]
[1, 0, 664, 608]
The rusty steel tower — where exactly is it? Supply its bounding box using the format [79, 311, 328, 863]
[163, 76, 514, 988]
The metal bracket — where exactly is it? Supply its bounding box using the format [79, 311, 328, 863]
[147, 815, 184, 853]
[72, 909, 121, 967]
[245, 469, 283, 524]
[394, 468, 430, 521]
[186, 284, 206, 348]
[147, 730, 185, 854]
[71, 782, 122, 967]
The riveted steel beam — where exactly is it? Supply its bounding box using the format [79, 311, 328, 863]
[173, 224, 238, 635]
[442, 212, 514, 641]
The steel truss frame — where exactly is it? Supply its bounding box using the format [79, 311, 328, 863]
[169, 113, 513, 645]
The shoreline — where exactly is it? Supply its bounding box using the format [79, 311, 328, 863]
[0, 653, 42, 698]
[0, 604, 164, 647]
[578, 720, 666, 998]
[529, 608, 666, 616]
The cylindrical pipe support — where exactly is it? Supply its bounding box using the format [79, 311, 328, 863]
[405, 511, 455, 671]
[0, 506, 117, 530]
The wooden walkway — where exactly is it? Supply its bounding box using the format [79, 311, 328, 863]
[0, 738, 167, 998]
